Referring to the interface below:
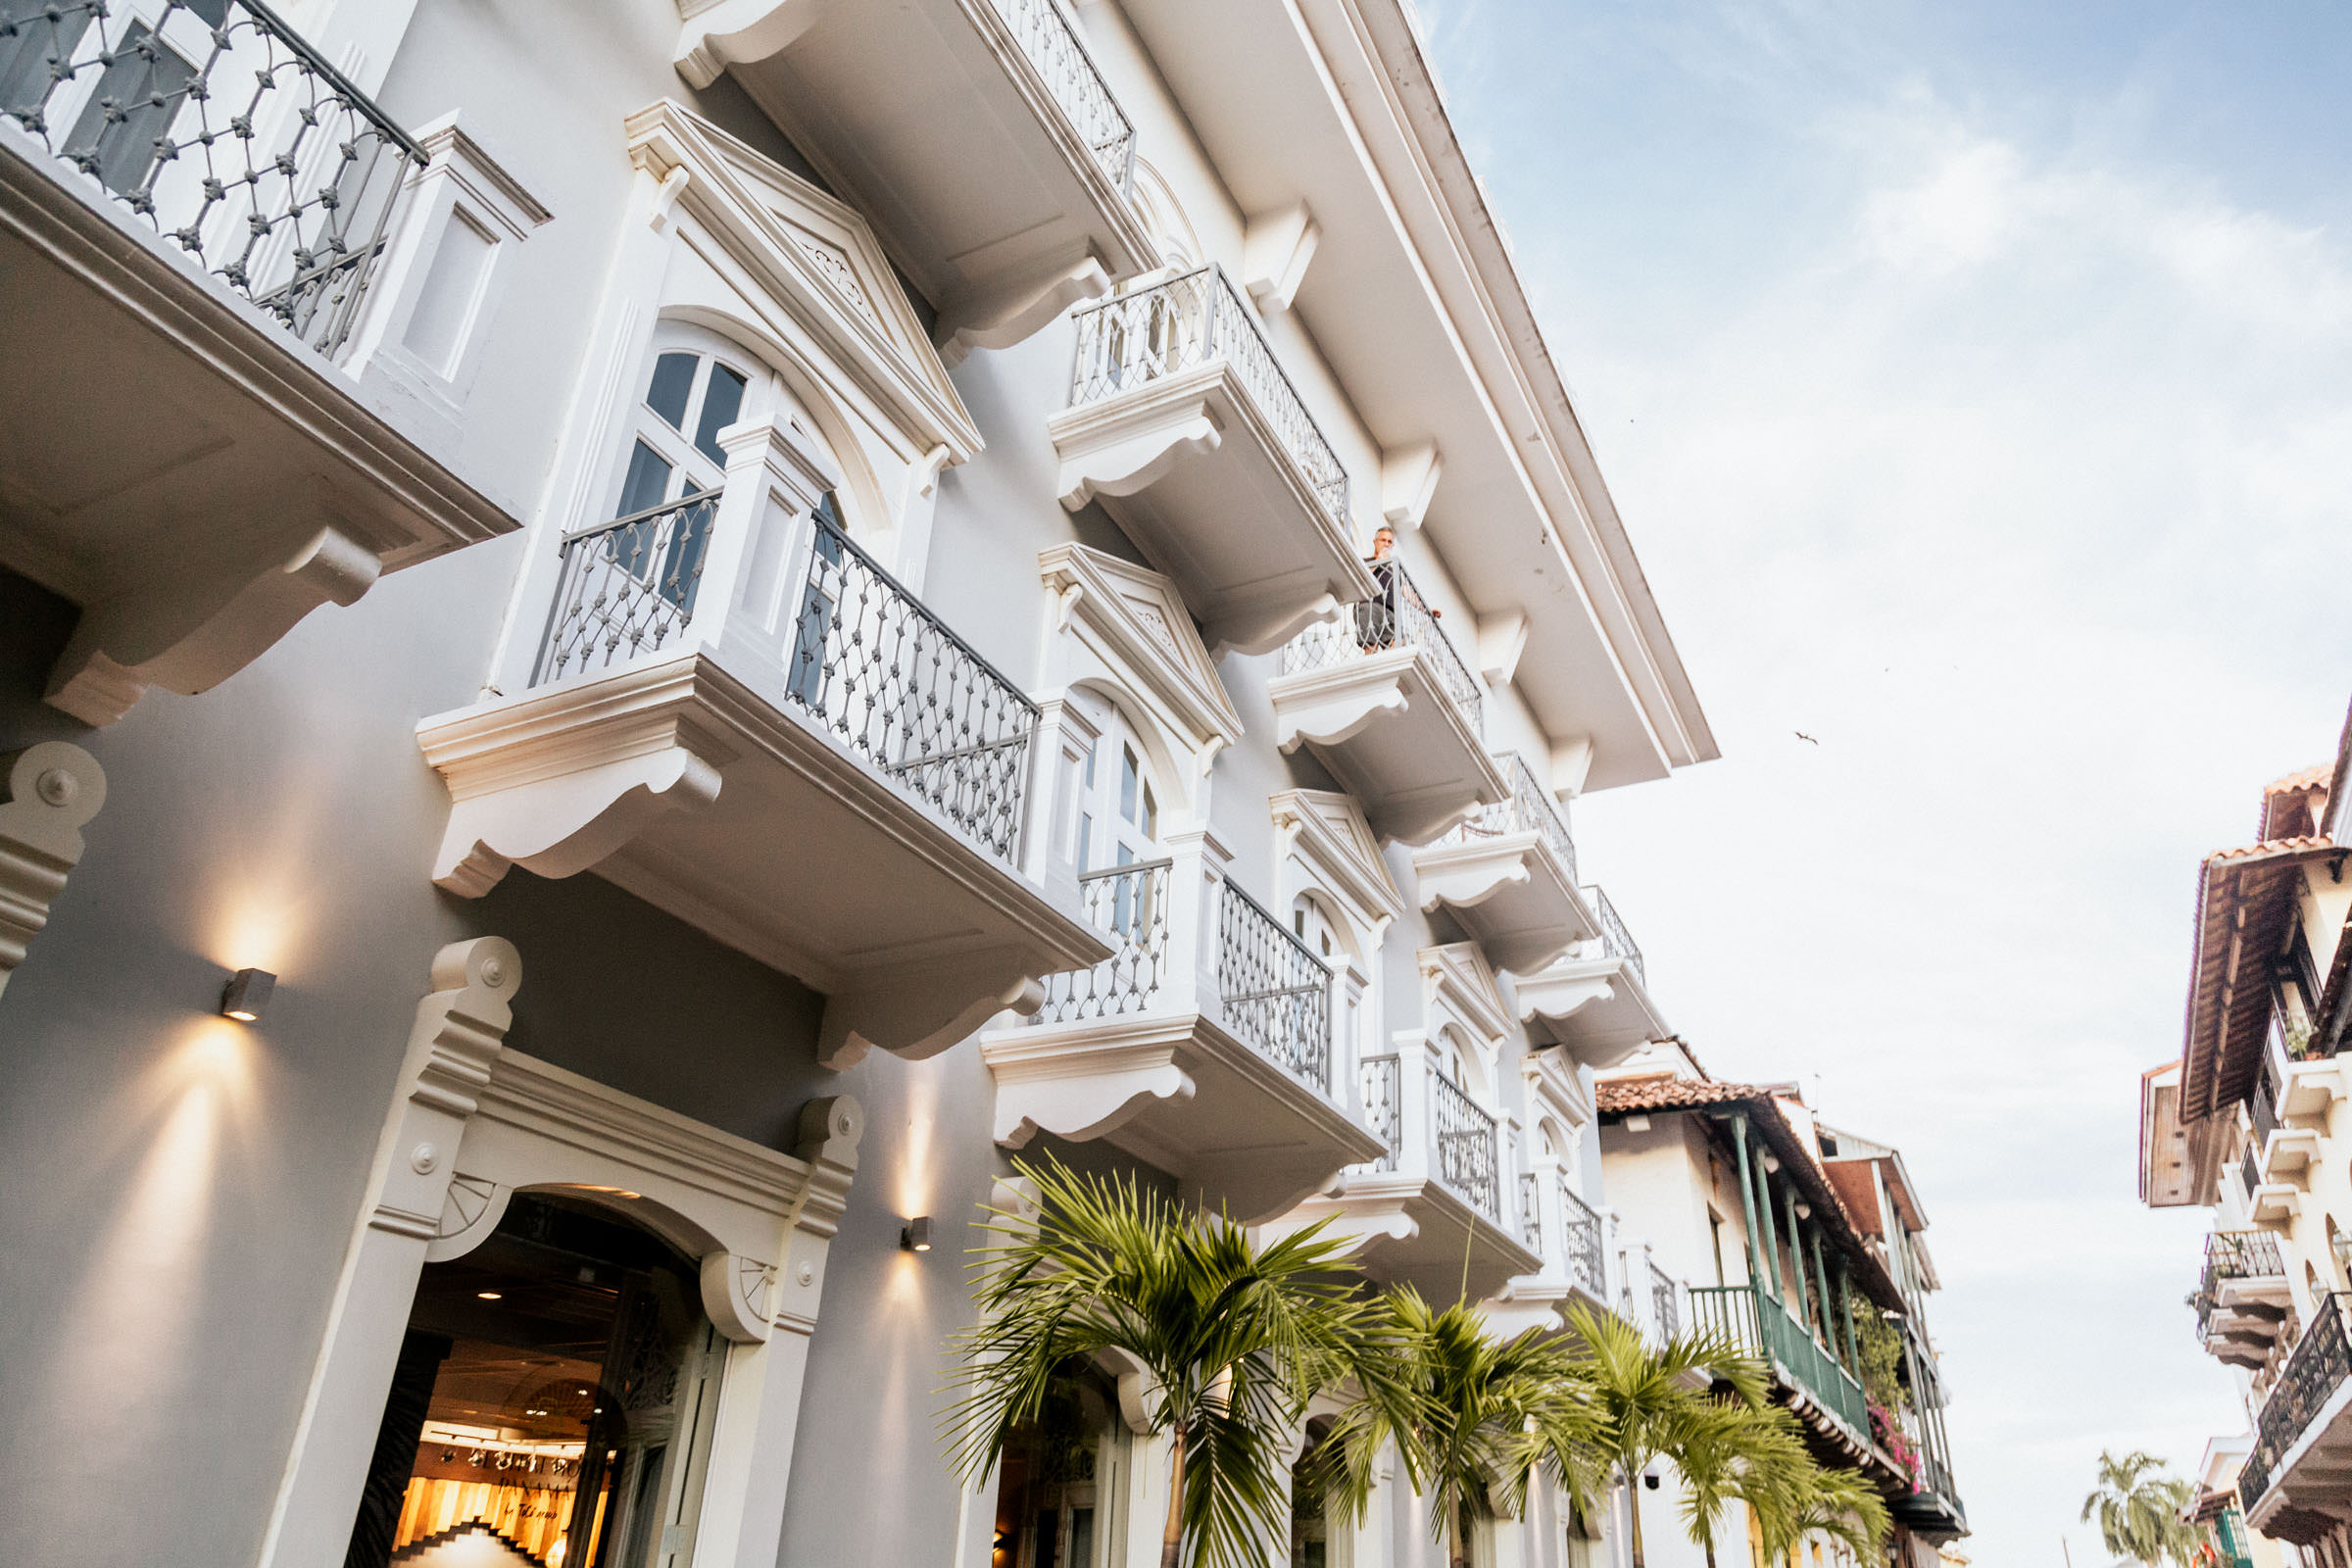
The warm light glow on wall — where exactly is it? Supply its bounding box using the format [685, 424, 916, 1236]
[41, 1017, 258, 1444]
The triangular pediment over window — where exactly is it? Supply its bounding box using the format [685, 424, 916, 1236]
[623, 99, 980, 462]
[1041, 543, 1244, 761]
[1272, 788, 1401, 942]
[1419, 942, 1511, 1046]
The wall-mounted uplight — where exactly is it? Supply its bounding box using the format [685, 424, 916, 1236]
[1623, 1114, 1651, 1133]
[1760, 1152, 1781, 1173]
[220, 967, 276, 1022]
[902, 1216, 933, 1253]
[1794, 1201, 1812, 1220]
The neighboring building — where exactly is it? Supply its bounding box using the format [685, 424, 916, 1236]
[2139, 738, 2352, 1567]
[0, 3, 1747, 1568]
[1594, 1047, 1970, 1568]
[2184, 1437, 2293, 1568]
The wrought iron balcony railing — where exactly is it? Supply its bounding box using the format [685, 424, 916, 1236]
[993, 0, 1133, 192]
[1, 0, 424, 355]
[1559, 1182, 1605, 1297]
[1036, 859, 1171, 1023]
[534, 498, 1037, 862]
[1360, 1054, 1401, 1173]
[1650, 1260, 1681, 1339]
[2196, 1229, 2287, 1337]
[1688, 1283, 1871, 1441]
[1215, 879, 1333, 1091]
[2241, 1293, 2352, 1508]
[1439, 751, 1572, 872]
[1518, 1170, 1542, 1251]
[1581, 884, 1644, 987]
[1430, 1068, 1501, 1222]
[1279, 556, 1482, 726]
[1066, 265, 1350, 520]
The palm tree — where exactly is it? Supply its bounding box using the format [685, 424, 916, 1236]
[945, 1158, 1409, 1568]
[1667, 1390, 1890, 1568]
[1564, 1302, 1770, 1568]
[1313, 1290, 1606, 1568]
[2081, 1450, 2198, 1568]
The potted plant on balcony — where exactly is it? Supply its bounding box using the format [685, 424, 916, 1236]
[947, 1158, 1413, 1568]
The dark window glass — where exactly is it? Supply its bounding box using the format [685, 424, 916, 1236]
[645, 351, 698, 431]
[693, 363, 749, 466]
[63, 24, 194, 196]
[0, 3, 94, 116]
[615, 440, 672, 517]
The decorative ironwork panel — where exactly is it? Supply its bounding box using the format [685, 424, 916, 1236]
[1649, 1261, 1680, 1339]
[1358, 1055, 1401, 1172]
[1428, 1067, 1500, 1221]
[784, 510, 1036, 860]
[1035, 859, 1170, 1023]
[1, 0, 424, 355]
[1582, 884, 1644, 987]
[536, 495, 721, 684]
[994, 0, 1133, 191]
[2242, 1293, 2351, 1508]
[1518, 1170, 1542, 1251]
[1066, 265, 1350, 520]
[2199, 1227, 2287, 1336]
[1438, 751, 1572, 871]
[1559, 1182, 1605, 1296]
[1214, 878, 1332, 1089]
[1279, 555, 1482, 729]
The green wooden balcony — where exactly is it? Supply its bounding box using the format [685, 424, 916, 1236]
[1688, 1283, 1870, 1444]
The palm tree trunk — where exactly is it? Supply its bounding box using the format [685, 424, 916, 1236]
[1626, 1470, 1646, 1568]
[1447, 1494, 1467, 1568]
[1160, 1426, 1187, 1568]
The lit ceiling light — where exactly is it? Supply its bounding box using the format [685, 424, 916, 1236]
[220, 967, 275, 1022]
[477, 1291, 503, 1300]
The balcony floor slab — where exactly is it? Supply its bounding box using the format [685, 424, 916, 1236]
[1275, 1172, 1540, 1302]
[1412, 832, 1594, 975]
[1269, 650, 1506, 845]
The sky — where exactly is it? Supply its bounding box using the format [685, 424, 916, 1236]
[1406, 1, 2352, 1561]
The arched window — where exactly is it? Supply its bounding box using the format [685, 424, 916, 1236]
[990, 1366, 1129, 1568]
[343, 1192, 724, 1568]
[1069, 693, 1159, 874]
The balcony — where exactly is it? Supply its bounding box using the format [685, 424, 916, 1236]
[2279, 1055, 2349, 1118]
[1689, 1284, 1872, 1451]
[1487, 1174, 1613, 1334]
[2241, 1294, 2352, 1544]
[1513, 885, 1665, 1067]
[1411, 754, 1594, 973]
[1274, 1052, 1540, 1301]
[982, 835, 1386, 1222]
[1269, 556, 1505, 844]
[2197, 1231, 2292, 1371]
[2254, 1077, 2326, 1188]
[418, 435, 1106, 1068]
[673, 0, 1157, 355]
[1049, 267, 1377, 655]
[0, 0, 514, 722]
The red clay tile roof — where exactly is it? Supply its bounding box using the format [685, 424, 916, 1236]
[1596, 1077, 1905, 1309]
[2267, 765, 2331, 796]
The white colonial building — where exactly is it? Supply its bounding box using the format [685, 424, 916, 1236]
[0, 2, 1732, 1567]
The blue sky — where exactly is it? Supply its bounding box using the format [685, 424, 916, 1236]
[1409, 1, 2352, 1561]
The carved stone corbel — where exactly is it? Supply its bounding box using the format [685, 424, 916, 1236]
[370, 938, 524, 1243]
[0, 742, 107, 998]
[938, 253, 1111, 368]
[673, 0, 822, 89]
[47, 518, 382, 725]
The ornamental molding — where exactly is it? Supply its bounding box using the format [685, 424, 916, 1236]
[623, 98, 981, 464]
[0, 743, 107, 998]
[1418, 941, 1511, 1047]
[1039, 542, 1243, 766]
[1270, 787, 1401, 944]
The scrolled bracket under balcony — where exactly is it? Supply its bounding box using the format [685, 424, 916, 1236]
[673, 0, 1157, 347]
[1050, 267, 1376, 656]
[1411, 753, 1595, 974]
[981, 840, 1385, 1223]
[1269, 558, 1505, 845]
[1514, 885, 1664, 1067]
[0, 8, 516, 723]
[419, 424, 1106, 1068]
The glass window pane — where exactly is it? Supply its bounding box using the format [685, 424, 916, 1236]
[1142, 784, 1156, 839]
[1119, 746, 1139, 825]
[694, 363, 750, 466]
[64, 24, 194, 197]
[646, 352, 698, 430]
[615, 440, 674, 518]
[0, 5, 93, 116]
